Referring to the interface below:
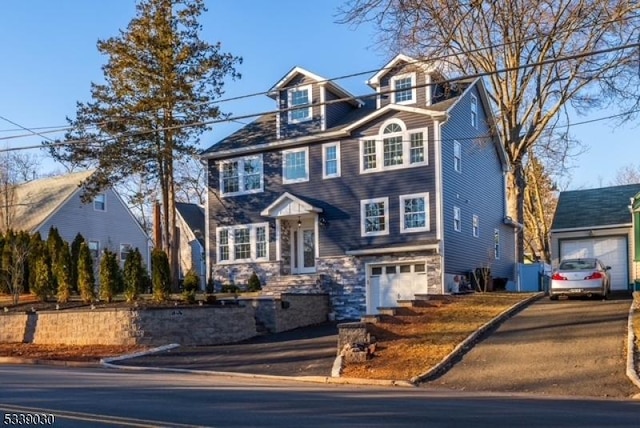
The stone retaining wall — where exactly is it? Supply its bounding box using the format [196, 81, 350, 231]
[0, 294, 329, 346]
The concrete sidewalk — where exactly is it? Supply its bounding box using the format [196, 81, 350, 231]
[109, 322, 341, 378]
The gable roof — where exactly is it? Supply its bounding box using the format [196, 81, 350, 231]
[551, 183, 640, 231]
[367, 54, 441, 88]
[176, 202, 205, 247]
[11, 170, 94, 233]
[268, 66, 362, 107]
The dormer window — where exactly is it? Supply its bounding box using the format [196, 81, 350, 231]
[470, 94, 478, 128]
[288, 85, 312, 123]
[391, 73, 416, 104]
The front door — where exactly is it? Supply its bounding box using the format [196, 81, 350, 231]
[291, 222, 316, 274]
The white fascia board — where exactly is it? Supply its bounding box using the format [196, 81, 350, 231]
[346, 244, 439, 256]
[550, 223, 632, 233]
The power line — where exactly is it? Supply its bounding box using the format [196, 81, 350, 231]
[1, 39, 638, 150]
[4, 11, 638, 135]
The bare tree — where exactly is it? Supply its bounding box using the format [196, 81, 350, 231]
[339, 0, 640, 261]
[174, 154, 206, 206]
[611, 163, 640, 185]
[0, 152, 43, 232]
[1, 233, 32, 304]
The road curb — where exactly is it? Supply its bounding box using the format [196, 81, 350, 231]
[100, 343, 180, 366]
[0, 357, 99, 368]
[626, 296, 640, 393]
[409, 292, 545, 384]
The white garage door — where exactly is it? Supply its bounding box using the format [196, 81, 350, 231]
[560, 236, 628, 291]
[367, 263, 428, 314]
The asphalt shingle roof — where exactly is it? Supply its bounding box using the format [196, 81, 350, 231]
[551, 183, 640, 230]
[11, 170, 94, 233]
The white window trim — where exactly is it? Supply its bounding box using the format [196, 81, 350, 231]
[322, 142, 341, 179]
[219, 154, 264, 197]
[391, 72, 416, 105]
[400, 192, 430, 233]
[453, 206, 461, 232]
[494, 228, 500, 260]
[93, 193, 106, 212]
[120, 243, 132, 263]
[453, 140, 462, 173]
[282, 147, 309, 184]
[287, 84, 312, 124]
[359, 119, 428, 174]
[88, 240, 100, 259]
[472, 214, 479, 238]
[361, 197, 390, 237]
[470, 93, 478, 128]
[216, 223, 269, 264]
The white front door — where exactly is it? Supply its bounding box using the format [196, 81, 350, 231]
[291, 222, 316, 274]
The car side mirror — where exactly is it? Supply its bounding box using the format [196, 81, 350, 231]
[605, 266, 611, 270]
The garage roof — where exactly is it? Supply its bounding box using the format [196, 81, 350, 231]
[551, 183, 640, 230]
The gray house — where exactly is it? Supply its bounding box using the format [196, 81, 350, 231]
[176, 202, 206, 289]
[550, 183, 640, 291]
[11, 170, 151, 268]
[201, 54, 516, 320]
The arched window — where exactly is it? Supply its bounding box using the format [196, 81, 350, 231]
[383, 123, 402, 134]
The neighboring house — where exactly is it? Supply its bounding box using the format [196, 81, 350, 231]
[176, 202, 206, 289]
[550, 183, 640, 292]
[201, 54, 516, 320]
[10, 170, 151, 268]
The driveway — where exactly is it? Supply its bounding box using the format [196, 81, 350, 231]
[112, 322, 339, 377]
[425, 295, 638, 398]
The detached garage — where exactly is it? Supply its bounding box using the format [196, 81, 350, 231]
[551, 183, 640, 292]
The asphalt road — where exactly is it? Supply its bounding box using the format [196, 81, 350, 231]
[426, 295, 638, 398]
[2, 365, 640, 427]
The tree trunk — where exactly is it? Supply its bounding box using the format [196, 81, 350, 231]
[506, 163, 526, 263]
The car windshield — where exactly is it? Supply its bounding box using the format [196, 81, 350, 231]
[559, 260, 596, 271]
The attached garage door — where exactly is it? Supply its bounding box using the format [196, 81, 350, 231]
[560, 236, 628, 291]
[367, 263, 428, 314]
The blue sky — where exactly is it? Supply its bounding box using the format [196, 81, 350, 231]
[0, 0, 636, 190]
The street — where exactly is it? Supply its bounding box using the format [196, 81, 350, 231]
[1, 365, 639, 427]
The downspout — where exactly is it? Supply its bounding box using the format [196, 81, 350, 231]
[434, 118, 445, 294]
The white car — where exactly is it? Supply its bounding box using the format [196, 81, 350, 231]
[550, 258, 611, 300]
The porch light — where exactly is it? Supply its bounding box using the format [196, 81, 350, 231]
[319, 216, 329, 228]
[298, 216, 302, 228]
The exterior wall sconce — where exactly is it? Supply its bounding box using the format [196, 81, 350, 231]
[297, 216, 302, 228]
[319, 216, 329, 228]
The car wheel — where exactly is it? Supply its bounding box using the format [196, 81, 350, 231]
[549, 295, 558, 301]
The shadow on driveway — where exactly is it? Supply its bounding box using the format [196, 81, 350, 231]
[113, 322, 341, 377]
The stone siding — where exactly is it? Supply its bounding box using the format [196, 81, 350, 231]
[212, 261, 281, 291]
[317, 252, 443, 320]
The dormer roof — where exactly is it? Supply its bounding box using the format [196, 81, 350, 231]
[267, 66, 362, 107]
[367, 53, 441, 88]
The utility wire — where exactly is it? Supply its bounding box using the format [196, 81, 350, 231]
[4, 11, 638, 134]
[1, 39, 639, 149]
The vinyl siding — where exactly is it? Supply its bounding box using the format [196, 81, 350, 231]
[207, 110, 438, 260]
[37, 188, 151, 267]
[325, 90, 354, 129]
[277, 75, 323, 138]
[440, 85, 514, 280]
[378, 62, 431, 108]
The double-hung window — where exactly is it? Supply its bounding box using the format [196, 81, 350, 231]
[400, 193, 430, 233]
[453, 206, 461, 232]
[120, 244, 132, 263]
[217, 223, 269, 263]
[360, 120, 428, 173]
[219, 155, 263, 196]
[470, 94, 478, 128]
[288, 85, 312, 123]
[361, 197, 389, 237]
[453, 140, 462, 173]
[88, 241, 100, 259]
[391, 73, 416, 104]
[94, 193, 106, 211]
[322, 142, 340, 179]
[282, 147, 309, 183]
[494, 229, 500, 259]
